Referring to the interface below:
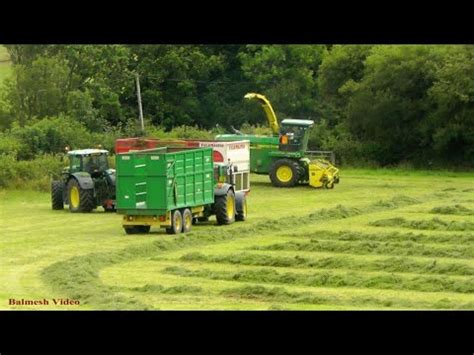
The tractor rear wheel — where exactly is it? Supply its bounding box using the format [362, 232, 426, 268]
[51, 180, 65, 210]
[235, 192, 247, 222]
[269, 159, 300, 187]
[166, 209, 183, 234]
[215, 189, 236, 225]
[67, 179, 96, 213]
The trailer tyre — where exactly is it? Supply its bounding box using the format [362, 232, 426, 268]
[235, 192, 247, 222]
[182, 209, 193, 233]
[215, 189, 236, 225]
[138, 226, 151, 233]
[166, 209, 183, 234]
[51, 180, 65, 210]
[124, 226, 150, 234]
[124, 226, 139, 234]
[269, 159, 300, 187]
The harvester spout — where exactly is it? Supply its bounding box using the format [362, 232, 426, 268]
[244, 93, 280, 136]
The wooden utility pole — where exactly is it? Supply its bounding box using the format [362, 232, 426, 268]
[135, 72, 145, 135]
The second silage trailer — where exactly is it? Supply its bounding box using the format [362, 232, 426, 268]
[116, 146, 247, 234]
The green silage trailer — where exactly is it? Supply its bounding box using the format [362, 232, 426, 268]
[116, 146, 247, 235]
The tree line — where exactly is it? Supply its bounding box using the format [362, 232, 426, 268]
[0, 44, 472, 167]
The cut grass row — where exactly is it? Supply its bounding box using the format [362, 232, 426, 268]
[101, 259, 474, 310]
[281, 230, 474, 245]
[370, 217, 474, 231]
[178, 251, 474, 276]
[161, 264, 474, 294]
[250, 239, 474, 259]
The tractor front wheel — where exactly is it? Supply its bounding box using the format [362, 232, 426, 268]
[67, 179, 95, 213]
[215, 189, 236, 225]
[51, 180, 65, 210]
[269, 159, 300, 187]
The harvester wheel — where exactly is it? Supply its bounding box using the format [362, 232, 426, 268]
[166, 209, 183, 234]
[323, 179, 335, 189]
[67, 179, 95, 213]
[51, 180, 65, 210]
[269, 159, 300, 187]
[182, 209, 193, 233]
[235, 192, 247, 222]
[215, 189, 236, 225]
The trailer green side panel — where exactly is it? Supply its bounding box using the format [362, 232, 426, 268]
[116, 147, 214, 216]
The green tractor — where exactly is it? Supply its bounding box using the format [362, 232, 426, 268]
[216, 93, 340, 188]
[51, 149, 116, 212]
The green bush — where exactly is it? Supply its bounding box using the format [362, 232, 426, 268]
[0, 154, 64, 190]
[10, 116, 97, 159]
[145, 125, 213, 140]
[239, 123, 272, 136]
[0, 134, 24, 158]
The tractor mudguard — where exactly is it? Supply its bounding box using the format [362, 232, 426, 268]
[70, 172, 94, 190]
[214, 183, 233, 197]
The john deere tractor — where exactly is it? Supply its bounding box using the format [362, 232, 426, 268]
[216, 93, 340, 188]
[51, 149, 116, 212]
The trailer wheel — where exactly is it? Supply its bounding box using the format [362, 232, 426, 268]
[124, 225, 150, 234]
[182, 209, 193, 233]
[235, 192, 247, 222]
[166, 209, 183, 234]
[215, 189, 236, 225]
[124, 226, 139, 234]
[51, 180, 65, 210]
[138, 226, 151, 233]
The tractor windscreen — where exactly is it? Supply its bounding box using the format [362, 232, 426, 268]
[83, 154, 109, 173]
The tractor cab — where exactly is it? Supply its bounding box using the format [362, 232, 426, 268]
[52, 148, 116, 213]
[67, 149, 110, 176]
[278, 119, 314, 152]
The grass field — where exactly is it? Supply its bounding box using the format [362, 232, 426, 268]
[1, 169, 473, 310]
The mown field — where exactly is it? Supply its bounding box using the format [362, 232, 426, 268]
[1, 169, 473, 310]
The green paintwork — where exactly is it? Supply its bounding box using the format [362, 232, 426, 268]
[215, 122, 312, 175]
[116, 147, 215, 216]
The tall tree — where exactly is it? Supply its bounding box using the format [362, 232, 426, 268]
[239, 45, 326, 122]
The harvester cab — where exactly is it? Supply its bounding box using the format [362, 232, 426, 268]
[278, 119, 314, 152]
[52, 149, 116, 213]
